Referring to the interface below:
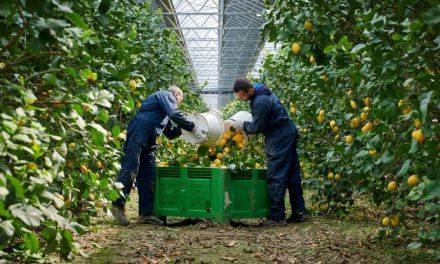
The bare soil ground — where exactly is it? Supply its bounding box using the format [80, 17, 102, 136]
[63, 193, 435, 264]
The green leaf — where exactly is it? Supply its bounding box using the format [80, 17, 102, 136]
[406, 241, 422, 251]
[9, 204, 43, 227]
[421, 6, 440, 25]
[324, 45, 335, 54]
[91, 128, 105, 146]
[12, 134, 32, 144]
[351, 43, 366, 53]
[23, 232, 40, 252]
[52, 0, 73, 13]
[112, 125, 120, 137]
[7, 175, 25, 199]
[391, 33, 402, 41]
[65, 13, 88, 29]
[99, 110, 109, 123]
[43, 73, 58, 86]
[419, 91, 433, 121]
[47, 18, 70, 30]
[66, 222, 87, 234]
[2, 120, 17, 134]
[98, 0, 111, 13]
[397, 159, 411, 177]
[0, 220, 14, 246]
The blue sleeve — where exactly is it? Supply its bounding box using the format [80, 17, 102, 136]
[242, 97, 271, 134]
[162, 119, 182, 140]
[157, 92, 195, 132]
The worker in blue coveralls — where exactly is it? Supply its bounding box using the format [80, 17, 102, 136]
[230, 78, 307, 227]
[111, 86, 206, 226]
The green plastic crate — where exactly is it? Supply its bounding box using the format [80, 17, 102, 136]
[154, 167, 230, 224]
[229, 169, 270, 219]
[154, 167, 270, 224]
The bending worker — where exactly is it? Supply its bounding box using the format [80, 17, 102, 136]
[111, 86, 206, 226]
[230, 78, 307, 227]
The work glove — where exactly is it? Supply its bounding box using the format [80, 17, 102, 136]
[191, 126, 207, 143]
[230, 118, 244, 131]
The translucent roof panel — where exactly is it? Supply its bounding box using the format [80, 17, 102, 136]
[152, 0, 267, 109]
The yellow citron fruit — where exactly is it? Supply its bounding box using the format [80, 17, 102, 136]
[335, 134, 340, 140]
[327, 172, 334, 180]
[238, 142, 244, 149]
[223, 132, 232, 140]
[224, 147, 230, 154]
[402, 107, 412, 115]
[387, 181, 397, 192]
[219, 139, 227, 147]
[317, 115, 325, 124]
[390, 215, 400, 227]
[361, 112, 368, 121]
[369, 149, 377, 157]
[255, 163, 261, 168]
[350, 100, 358, 109]
[291, 42, 301, 54]
[216, 153, 223, 160]
[332, 125, 339, 133]
[158, 161, 168, 167]
[382, 217, 390, 226]
[68, 142, 76, 150]
[290, 106, 297, 114]
[319, 110, 325, 116]
[128, 79, 137, 90]
[373, 119, 381, 126]
[135, 78, 142, 83]
[411, 129, 424, 144]
[350, 117, 361, 129]
[300, 162, 304, 169]
[347, 89, 353, 97]
[407, 175, 418, 188]
[232, 134, 244, 143]
[414, 119, 422, 129]
[136, 102, 142, 108]
[335, 174, 341, 181]
[320, 75, 329, 82]
[361, 122, 373, 133]
[80, 165, 88, 174]
[330, 120, 336, 128]
[398, 99, 406, 107]
[363, 106, 370, 112]
[364, 97, 372, 107]
[346, 135, 354, 144]
[304, 20, 313, 31]
[96, 161, 103, 169]
[214, 159, 221, 167]
[309, 55, 316, 64]
[27, 162, 38, 170]
[86, 72, 97, 81]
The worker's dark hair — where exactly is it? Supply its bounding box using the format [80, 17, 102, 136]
[233, 78, 253, 93]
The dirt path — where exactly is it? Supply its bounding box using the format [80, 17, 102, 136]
[68, 195, 434, 264]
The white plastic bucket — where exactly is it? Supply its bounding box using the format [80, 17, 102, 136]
[224, 111, 254, 149]
[182, 110, 224, 146]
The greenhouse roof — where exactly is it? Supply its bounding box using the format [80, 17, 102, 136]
[152, 0, 267, 109]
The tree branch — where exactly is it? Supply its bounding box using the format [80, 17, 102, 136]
[0, 0, 28, 56]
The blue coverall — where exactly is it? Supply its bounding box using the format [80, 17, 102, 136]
[242, 84, 307, 221]
[112, 90, 195, 216]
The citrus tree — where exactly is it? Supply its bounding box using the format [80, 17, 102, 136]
[260, 0, 439, 259]
[0, 0, 203, 261]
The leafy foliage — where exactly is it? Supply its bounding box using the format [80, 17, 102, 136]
[260, 0, 439, 259]
[0, 0, 205, 261]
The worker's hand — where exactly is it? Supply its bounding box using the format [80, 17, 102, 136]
[191, 126, 207, 143]
[230, 119, 244, 131]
